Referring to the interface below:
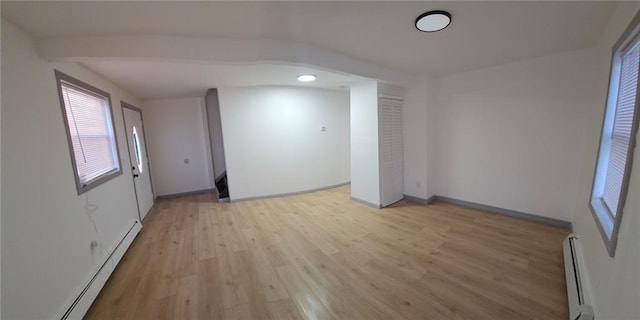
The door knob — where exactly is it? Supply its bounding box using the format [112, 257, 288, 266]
[133, 174, 139, 178]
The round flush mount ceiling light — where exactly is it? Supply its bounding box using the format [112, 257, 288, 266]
[415, 10, 452, 32]
[297, 74, 316, 82]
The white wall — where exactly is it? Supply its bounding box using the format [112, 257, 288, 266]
[430, 48, 600, 221]
[402, 77, 428, 200]
[378, 82, 404, 98]
[350, 81, 381, 206]
[403, 75, 439, 200]
[218, 86, 350, 201]
[1, 20, 141, 319]
[201, 96, 215, 191]
[143, 97, 213, 196]
[572, 3, 640, 319]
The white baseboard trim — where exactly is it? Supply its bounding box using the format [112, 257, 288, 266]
[59, 220, 142, 320]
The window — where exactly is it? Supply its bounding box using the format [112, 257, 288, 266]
[590, 12, 640, 257]
[132, 126, 143, 173]
[55, 70, 122, 194]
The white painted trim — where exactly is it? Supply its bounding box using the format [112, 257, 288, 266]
[59, 220, 141, 320]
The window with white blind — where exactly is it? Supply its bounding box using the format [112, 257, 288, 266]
[55, 70, 122, 194]
[590, 13, 640, 257]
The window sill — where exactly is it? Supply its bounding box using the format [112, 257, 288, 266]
[589, 198, 617, 257]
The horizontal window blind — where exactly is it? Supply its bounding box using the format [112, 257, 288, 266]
[61, 81, 119, 186]
[602, 42, 640, 217]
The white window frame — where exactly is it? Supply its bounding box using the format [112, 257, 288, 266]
[589, 11, 640, 257]
[55, 70, 122, 194]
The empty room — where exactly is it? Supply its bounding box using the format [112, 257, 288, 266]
[1, 1, 639, 320]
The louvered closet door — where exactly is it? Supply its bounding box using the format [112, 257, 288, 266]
[380, 97, 404, 207]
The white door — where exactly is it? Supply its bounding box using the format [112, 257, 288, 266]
[380, 97, 404, 207]
[122, 103, 154, 220]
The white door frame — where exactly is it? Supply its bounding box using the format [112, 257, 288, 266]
[121, 102, 155, 221]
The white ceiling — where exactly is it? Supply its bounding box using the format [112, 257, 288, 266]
[1, 1, 617, 99]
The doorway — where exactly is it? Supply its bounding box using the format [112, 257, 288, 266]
[121, 102, 155, 220]
[205, 89, 230, 201]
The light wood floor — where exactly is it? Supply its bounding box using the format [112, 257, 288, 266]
[85, 186, 570, 320]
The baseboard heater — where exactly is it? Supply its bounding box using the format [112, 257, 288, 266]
[59, 220, 142, 320]
[563, 234, 594, 320]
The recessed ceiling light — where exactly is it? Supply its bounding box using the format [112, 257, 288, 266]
[415, 10, 451, 32]
[297, 74, 316, 82]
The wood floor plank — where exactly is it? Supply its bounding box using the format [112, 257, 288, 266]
[85, 185, 569, 320]
[274, 264, 335, 320]
[266, 299, 304, 320]
[173, 275, 198, 320]
[240, 228, 290, 302]
[196, 211, 217, 260]
[196, 257, 225, 320]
